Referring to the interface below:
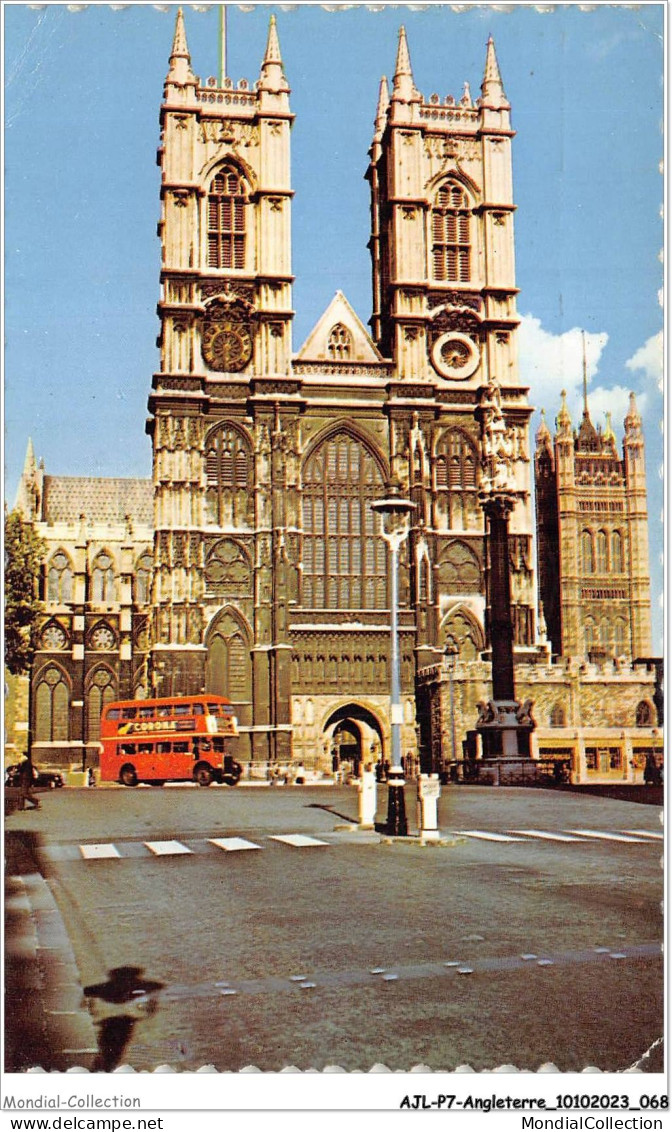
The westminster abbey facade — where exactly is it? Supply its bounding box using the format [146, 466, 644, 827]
[16, 11, 658, 776]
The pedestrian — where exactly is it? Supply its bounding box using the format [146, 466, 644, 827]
[18, 759, 40, 811]
[87, 767, 96, 787]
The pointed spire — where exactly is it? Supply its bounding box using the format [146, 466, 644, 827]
[374, 76, 390, 136]
[392, 26, 421, 104]
[603, 410, 616, 445]
[624, 391, 642, 440]
[536, 409, 552, 446]
[395, 25, 412, 78]
[258, 13, 289, 93]
[481, 35, 507, 109]
[22, 437, 36, 476]
[581, 330, 590, 418]
[264, 13, 282, 64]
[166, 7, 196, 89]
[460, 81, 473, 108]
[171, 7, 189, 61]
[556, 389, 572, 436]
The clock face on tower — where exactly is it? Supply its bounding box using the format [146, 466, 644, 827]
[202, 316, 253, 373]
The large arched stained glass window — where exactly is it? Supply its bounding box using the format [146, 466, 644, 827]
[302, 432, 386, 610]
[207, 165, 246, 270]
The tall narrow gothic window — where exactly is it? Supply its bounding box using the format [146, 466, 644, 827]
[596, 530, 608, 573]
[435, 430, 478, 529]
[432, 181, 472, 283]
[87, 668, 117, 741]
[35, 666, 70, 743]
[47, 551, 73, 603]
[611, 530, 623, 573]
[581, 530, 594, 574]
[134, 552, 154, 606]
[327, 324, 352, 360]
[205, 425, 251, 525]
[91, 552, 116, 603]
[206, 613, 251, 701]
[302, 432, 386, 609]
[207, 165, 246, 269]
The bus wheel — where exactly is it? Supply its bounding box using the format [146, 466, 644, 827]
[120, 764, 138, 787]
[194, 763, 213, 787]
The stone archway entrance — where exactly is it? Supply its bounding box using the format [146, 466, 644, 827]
[324, 703, 385, 778]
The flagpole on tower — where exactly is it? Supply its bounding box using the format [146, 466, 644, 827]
[219, 4, 227, 86]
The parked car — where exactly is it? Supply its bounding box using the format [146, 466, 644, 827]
[5, 763, 64, 789]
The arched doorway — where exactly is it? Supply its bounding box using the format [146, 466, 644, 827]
[323, 703, 385, 778]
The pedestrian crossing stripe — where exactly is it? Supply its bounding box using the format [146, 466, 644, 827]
[564, 830, 649, 844]
[454, 830, 526, 843]
[69, 827, 662, 861]
[269, 834, 329, 847]
[506, 830, 588, 842]
[210, 837, 261, 852]
[79, 843, 121, 859]
[144, 840, 193, 855]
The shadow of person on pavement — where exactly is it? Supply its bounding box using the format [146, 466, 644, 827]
[83, 966, 164, 1071]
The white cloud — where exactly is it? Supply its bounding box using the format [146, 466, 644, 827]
[517, 313, 608, 417]
[626, 331, 663, 392]
[517, 313, 654, 433]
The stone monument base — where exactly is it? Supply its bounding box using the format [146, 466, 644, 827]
[475, 698, 535, 760]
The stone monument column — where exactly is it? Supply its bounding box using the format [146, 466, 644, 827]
[477, 382, 535, 759]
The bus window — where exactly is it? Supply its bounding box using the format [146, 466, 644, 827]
[107, 708, 121, 721]
[192, 703, 204, 715]
[138, 743, 153, 754]
[157, 705, 171, 718]
[139, 707, 154, 720]
[157, 742, 172, 754]
[121, 743, 136, 755]
[174, 704, 190, 717]
[213, 738, 225, 752]
[122, 707, 137, 720]
[174, 741, 189, 753]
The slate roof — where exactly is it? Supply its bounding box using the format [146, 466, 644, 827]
[42, 477, 153, 525]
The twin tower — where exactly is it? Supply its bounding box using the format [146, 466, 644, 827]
[147, 10, 647, 768]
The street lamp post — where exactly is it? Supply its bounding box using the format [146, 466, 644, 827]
[444, 643, 459, 773]
[371, 485, 416, 837]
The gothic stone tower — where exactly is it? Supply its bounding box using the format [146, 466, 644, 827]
[534, 392, 652, 661]
[148, 11, 294, 762]
[367, 31, 536, 672]
[148, 13, 536, 770]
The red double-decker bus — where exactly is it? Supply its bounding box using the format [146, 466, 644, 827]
[99, 695, 240, 787]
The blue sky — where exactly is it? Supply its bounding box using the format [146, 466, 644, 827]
[4, 1, 664, 646]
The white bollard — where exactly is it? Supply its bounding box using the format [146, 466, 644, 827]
[358, 767, 377, 829]
[417, 773, 441, 841]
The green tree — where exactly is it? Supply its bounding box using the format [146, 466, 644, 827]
[4, 508, 46, 675]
